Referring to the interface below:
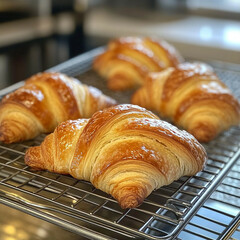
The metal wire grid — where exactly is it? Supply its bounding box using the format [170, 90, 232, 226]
[177, 155, 240, 240]
[0, 126, 239, 239]
[0, 49, 239, 239]
[221, 216, 240, 240]
[225, 218, 240, 240]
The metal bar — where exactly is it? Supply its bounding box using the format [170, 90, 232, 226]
[193, 213, 229, 228]
[218, 214, 240, 240]
[180, 227, 215, 240]
[171, 149, 240, 239]
[208, 197, 240, 210]
[47, 47, 105, 75]
[0, 182, 163, 240]
[187, 221, 221, 236]
[0, 190, 116, 240]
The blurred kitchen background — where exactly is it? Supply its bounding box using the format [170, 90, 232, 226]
[0, 0, 240, 90]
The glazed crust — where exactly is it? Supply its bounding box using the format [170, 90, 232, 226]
[132, 62, 240, 142]
[25, 104, 207, 209]
[0, 72, 116, 143]
[93, 37, 183, 91]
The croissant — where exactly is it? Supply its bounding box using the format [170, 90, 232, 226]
[132, 62, 240, 142]
[0, 72, 116, 144]
[25, 104, 207, 209]
[93, 37, 183, 91]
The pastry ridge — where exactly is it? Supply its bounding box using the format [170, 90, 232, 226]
[0, 72, 116, 143]
[132, 62, 240, 142]
[94, 37, 183, 91]
[25, 104, 207, 209]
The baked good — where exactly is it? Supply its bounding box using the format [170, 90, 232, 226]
[132, 62, 240, 142]
[93, 37, 183, 91]
[0, 72, 116, 143]
[25, 104, 207, 209]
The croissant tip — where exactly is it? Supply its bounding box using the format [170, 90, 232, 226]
[115, 188, 146, 209]
[25, 146, 43, 170]
[24, 149, 33, 165]
[0, 134, 5, 143]
[0, 126, 14, 144]
[119, 197, 141, 209]
[190, 125, 215, 142]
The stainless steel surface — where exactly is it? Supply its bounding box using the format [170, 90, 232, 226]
[0, 48, 240, 239]
[0, 204, 85, 240]
[178, 156, 240, 240]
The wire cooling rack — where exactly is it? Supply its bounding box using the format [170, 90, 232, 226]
[0, 47, 239, 239]
[178, 151, 240, 240]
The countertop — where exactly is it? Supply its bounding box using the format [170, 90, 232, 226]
[84, 8, 240, 64]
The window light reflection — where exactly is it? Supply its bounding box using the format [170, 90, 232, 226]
[223, 27, 240, 45]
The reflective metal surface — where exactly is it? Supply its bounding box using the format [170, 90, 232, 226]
[0, 204, 86, 240]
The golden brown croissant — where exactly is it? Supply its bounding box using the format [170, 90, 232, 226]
[132, 62, 240, 142]
[93, 37, 183, 91]
[0, 72, 116, 144]
[25, 104, 207, 209]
